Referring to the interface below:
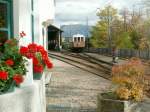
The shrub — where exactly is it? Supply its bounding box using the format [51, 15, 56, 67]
[111, 58, 145, 101]
[0, 31, 27, 93]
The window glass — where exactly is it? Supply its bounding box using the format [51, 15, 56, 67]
[0, 1, 12, 41]
[81, 37, 84, 41]
[78, 37, 80, 42]
[0, 2, 7, 28]
[74, 37, 77, 42]
[0, 31, 8, 42]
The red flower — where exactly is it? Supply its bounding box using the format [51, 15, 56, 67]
[20, 46, 28, 56]
[47, 61, 53, 69]
[33, 65, 44, 73]
[28, 43, 37, 53]
[37, 45, 44, 52]
[41, 50, 48, 57]
[32, 56, 39, 65]
[5, 59, 14, 66]
[44, 59, 53, 69]
[20, 31, 26, 37]
[13, 74, 24, 85]
[25, 53, 35, 59]
[0, 71, 8, 80]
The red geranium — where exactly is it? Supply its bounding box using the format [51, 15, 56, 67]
[20, 31, 26, 37]
[37, 45, 45, 52]
[43, 58, 53, 69]
[46, 61, 53, 69]
[32, 56, 39, 65]
[0, 71, 8, 80]
[21, 43, 53, 71]
[33, 64, 44, 73]
[26, 53, 35, 59]
[28, 43, 37, 53]
[20, 46, 28, 56]
[13, 74, 24, 85]
[5, 59, 14, 66]
[37, 45, 48, 57]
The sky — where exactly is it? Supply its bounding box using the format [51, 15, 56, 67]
[55, 0, 142, 26]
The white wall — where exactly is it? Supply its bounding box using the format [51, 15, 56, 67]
[0, 74, 46, 112]
[33, 0, 40, 44]
[13, 0, 32, 46]
[13, 0, 55, 48]
[38, 0, 55, 49]
[12, 1, 55, 112]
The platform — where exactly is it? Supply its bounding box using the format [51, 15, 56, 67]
[46, 58, 110, 112]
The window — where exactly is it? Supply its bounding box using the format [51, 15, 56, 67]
[78, 37, 80, 42]
[74, 37, 77, 42]
[81, 37, 84, 41]
[0, 0, 13, 42]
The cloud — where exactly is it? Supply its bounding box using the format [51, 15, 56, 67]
[55, 0, 142, 25]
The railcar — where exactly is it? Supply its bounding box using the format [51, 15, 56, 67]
[71, 34, 85, 52]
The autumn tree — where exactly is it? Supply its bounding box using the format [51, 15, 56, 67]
[91, 4, 150, 49]
[90, 5, 118, 48]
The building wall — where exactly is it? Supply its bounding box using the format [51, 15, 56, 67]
[39, 0, 55, 49]
[11, 1, 55, 112]
[13, 0, 32, 46]
[13, 0, 55, 49]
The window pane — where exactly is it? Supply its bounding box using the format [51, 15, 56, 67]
[78, 37, 80, 42]
[0, 3, 7, 28]
[0, 31, 8, 43]
[74, 38, 77, 42]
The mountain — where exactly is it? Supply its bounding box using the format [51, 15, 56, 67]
[60, 24, 92, 38]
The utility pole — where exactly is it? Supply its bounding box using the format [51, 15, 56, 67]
[107, 7, 112, 50]
[86, 16, 89, 51]
[123, 8, 127, 32]
[86, 17, 89, 38]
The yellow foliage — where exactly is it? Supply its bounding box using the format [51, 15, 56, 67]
[111, 57, 145, 101]
[116, 87, 130, 100]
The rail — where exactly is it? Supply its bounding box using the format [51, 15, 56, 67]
[48, 52, 112, 80]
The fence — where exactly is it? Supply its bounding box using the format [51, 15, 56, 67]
[85, 48, 150, 60]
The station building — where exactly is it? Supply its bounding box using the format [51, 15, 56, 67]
[47, 24, 63, 50]
[0, 0, 62, 50]
[0, 0, 58, 112]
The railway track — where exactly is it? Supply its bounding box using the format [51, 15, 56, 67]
[48, 52, 113, 80]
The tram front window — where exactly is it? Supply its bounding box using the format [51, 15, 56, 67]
[78, 37, 80, 42]
[74, 37, 77, 42]
[81, 37, 83, 41]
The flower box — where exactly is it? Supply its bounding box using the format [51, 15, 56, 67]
[97, 58, 146, 112]
[20, 43, 53, 81]
[97, 93, 139, 112]
[33, 72, 43, 80]
[0, 81, 15, 95]
[21, 58, 33, 87]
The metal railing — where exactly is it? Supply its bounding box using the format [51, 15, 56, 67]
[85, 48, 150, 60]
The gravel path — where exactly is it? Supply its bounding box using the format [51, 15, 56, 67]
[46, 58, 110, 112]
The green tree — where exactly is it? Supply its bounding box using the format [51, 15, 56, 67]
[116, 32, 133, 49]
[130, 30, 142, 49]
[90, 5, 117, 48]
